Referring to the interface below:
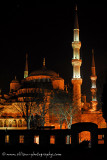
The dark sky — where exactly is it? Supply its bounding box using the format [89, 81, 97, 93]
[0, 1, 107, 102]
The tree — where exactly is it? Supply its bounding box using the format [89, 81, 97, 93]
[13, 101, 33, 129]
[50, 89, 80, 144]
[13, 89, 50, 129]
[50, 90, 80, 129]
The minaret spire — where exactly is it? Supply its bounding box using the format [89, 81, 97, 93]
[92, 49, 95, 67]
[91, 49, 96, 76]
[43, 57, 46, 67]
[90, 49, 97, 111]
[71, 5, 82, 110]
[74, 4, 79, 29]
[24, 53, 28, 78]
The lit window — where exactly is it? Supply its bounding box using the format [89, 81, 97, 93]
[19, 135, 24, 143]
[34, 135, 39, 144]
[5, 135, 9, 143]
[12, 120, 17, 127]
[50, 135, 55, 144]
[18, 120, 22, 127]
[98, 135, 102, 139]
[66, 135, 71, 144]
[98, 135, 104, 144]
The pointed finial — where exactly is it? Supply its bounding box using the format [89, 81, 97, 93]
[75, 4, 77, 11]
[0, 89, 1, 94]
[24, 52, 28, 78]
[74, 4, 79, 29]
[92, 49, 95, 67]
[25, 53, 28, 71]
[43, 57, 45, 67]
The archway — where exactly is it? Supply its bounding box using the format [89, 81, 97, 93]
[71, 122, 98, 147]
[79, 131, 91, 143]
[4, 120, 9, 127]
[23, 120, 27, 127]
[12, 120, 17, 127]
[18, 120, 22, 127]
[9, 121, 12, 127]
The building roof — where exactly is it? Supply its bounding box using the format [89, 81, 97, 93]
[29, 68, 59, 77]
[11, 76, 20, 83]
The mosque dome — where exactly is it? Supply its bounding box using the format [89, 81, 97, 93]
[29, 58, 59, 77]
[29, 68, 59, 77]
[11, 76, 19, 83]
[10, 76, 20, 92]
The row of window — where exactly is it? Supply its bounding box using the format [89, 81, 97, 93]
[5, 135, 71, 144]
[4, 134, 105, 145]
[98, 135, 104, 144]
[0, 120, 26, 127]
[32, 78, 51, 82]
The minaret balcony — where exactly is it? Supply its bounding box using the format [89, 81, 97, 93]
[91, 88, 97, 92]
[72, 41, 81, 49]
[71, 78, 82, 85]
[90, 76, 97, 81]
[72, 59, 82, 66]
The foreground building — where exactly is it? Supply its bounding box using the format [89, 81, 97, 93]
[0, 6, 106, 138]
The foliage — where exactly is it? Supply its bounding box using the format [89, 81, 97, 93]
[13, 89, 50, 129]
[50, 89, 80, 129]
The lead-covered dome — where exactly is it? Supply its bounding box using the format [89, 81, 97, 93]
[29, 68, 59, 77]
[11, 76, 19, 83]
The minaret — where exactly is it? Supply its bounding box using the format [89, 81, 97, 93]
[43, 57, 46, 68]
[71, 5, 82, 109]
[90, 49, 97, 111]
[24, 53, 28, 78]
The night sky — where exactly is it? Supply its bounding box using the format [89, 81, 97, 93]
[0, 1, 107, 102]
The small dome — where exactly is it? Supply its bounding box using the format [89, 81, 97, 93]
[29, 68, 59, 77]
[11, 76, 19, 83]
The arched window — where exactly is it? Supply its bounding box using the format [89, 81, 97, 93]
[0, 120, 3, 127]
[50, 135, 55, 144]
[18, 120, 22, 127]
[23, 120, 27, 127]
[79, 131, 91, 143]
[19, 135, 24, 143]
[5, 135, 9, 143]
[9, 121, 12, 127]
[12, 120, 17, 127]
[34, 135, 39, 144]
[4, 120, 9, 127]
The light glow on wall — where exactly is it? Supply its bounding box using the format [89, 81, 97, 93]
[74, 29, 79, 41]
[73, 66, 81, 78]
[34, 135, 39, 144]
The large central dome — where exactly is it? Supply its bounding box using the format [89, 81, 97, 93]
[29, 68, 59, 77]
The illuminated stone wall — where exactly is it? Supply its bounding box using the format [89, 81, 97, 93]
[81, 111, 106, 128]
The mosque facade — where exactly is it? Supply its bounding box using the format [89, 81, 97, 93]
[0, 6, 106, 135]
